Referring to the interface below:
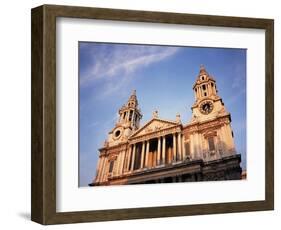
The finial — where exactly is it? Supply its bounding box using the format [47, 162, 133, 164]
[200, 64, 206, 72]
[176, 113, 181, 123]
[132, 89, 136, 96]
[199, 64, 208, 76]
[153, 110, 159, 118]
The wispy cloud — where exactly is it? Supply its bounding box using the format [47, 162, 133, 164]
[231, 64, 246, 89]
[80, 44, 180, 95]
[226, 88, 246, 105]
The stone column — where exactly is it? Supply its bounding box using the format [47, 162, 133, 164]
[99, 157, 104, 182]
[96, 157, 102, 182]
[95, 157, 100, 182]
[223, 124, 235, 154]
[145, 141, 150, 168]
[194, 133, 200, 159]
[182, 135, 186, 160]
[127, 110, 131, 122]
[226, 124, 235, 148]
[101, 157, 107, 181]
[119, 150, 124, 175]
[127, 145, 132, 171]
[119, 150, 125, 175]
[157, 137, 161, 165]
[162, 136, 166, 165]
[190, 134, 195, 159]
[132, 110, 135, 126]
[131, 144, 136, 172]
[115, 154, 120, 176]
[173, 133, 177, 161]
[213, 84, 216, 95]
[140, 141, 145, 168]
[177, 132, 182, 161]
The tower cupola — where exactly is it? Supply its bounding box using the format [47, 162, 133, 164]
[193, 65, 217, 101]
[117, 90, 142, 130]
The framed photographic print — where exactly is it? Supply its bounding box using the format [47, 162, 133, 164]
[31, 4, 274, 225]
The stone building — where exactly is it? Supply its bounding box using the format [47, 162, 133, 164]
[89, 66, 242, 186]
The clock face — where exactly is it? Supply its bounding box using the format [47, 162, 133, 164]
[199, 100, 214, 115]
[113, 128, 122, 140]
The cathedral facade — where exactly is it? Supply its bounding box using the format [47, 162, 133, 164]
[89, 66, 242, 186]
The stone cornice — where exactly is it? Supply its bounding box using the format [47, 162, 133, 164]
[183, 114, 231, 133]
[128, 125, 182, 144]
[99, 142, 128, 153]
[129, 117, 180, 139]
[191, 96, 222, 108]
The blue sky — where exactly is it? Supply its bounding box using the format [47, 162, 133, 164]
[79, 42, 246, 187]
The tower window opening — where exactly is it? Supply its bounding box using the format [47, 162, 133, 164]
[202, 76, 205, 80]
[203, 85, 206, 90]
[211, 82, 214, 87]
[129, 110, 133, 121]
[204, 92, 207, 96]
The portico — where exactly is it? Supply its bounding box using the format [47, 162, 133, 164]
[125, 119, 186, 173]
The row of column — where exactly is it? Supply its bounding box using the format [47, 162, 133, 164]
[96, 132, 191, 183]
[195, 83, 216, 99]
[126, 132, 186, 173]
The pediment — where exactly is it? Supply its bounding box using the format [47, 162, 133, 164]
[130, 118, 179, 139]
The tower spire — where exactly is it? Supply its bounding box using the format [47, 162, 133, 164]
[193, 65, 217, 101]
[117, 90, 142, 130]
[132, 89, 136, 96]
[199, 64, 208, 75]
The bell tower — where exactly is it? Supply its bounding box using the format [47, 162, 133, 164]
[188, 65, 236, 160]
[193, 65, 218, 101]
[191, 65, 228, 122]
[117, 90, 142, 130]
[105, 90, 142, 147]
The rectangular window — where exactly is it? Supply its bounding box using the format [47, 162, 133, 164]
[185, 142, 190, 156]
[208, 137, 215, 151]
[109, 160, 114, 173]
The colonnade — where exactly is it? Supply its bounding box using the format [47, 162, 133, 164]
[125, 132, 186, 172]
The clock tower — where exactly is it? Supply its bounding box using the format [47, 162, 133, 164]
[191, 65, 228, 122]
[185, 65, 236, 161]
[106, 90, 142, 147]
